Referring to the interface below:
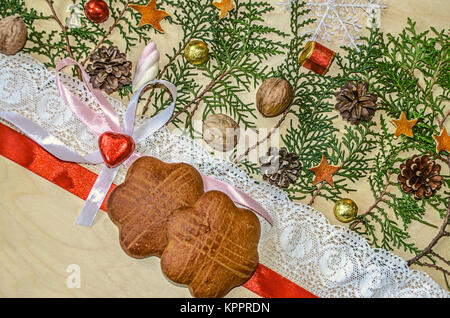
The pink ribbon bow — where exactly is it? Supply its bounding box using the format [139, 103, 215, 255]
[0, 58, 272, 226]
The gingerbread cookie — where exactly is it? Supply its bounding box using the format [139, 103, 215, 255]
[161, 190, 260, 298]
[106, 156, 204, 258]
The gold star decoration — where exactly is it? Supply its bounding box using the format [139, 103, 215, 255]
[392, 111, 418, 138]
[309, 155, 341, 187]
[433, 127, 450, 153]
[213, 0, 235, 19]
[129, 0, 170, 33]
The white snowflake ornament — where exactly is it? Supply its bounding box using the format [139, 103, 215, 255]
[275, 0, 386, 50]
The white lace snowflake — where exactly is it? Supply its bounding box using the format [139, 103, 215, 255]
[275, 0, 386, 50]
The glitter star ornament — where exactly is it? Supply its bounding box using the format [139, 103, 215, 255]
[129, 0, 170, 33]
[213, 0, 235, 19]
[392, 111, 418, 138]
[433, 127, 450, 153]
[309, 155, 341, 187]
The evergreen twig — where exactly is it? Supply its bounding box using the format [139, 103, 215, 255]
[2, 0, 449, 289]
[407, 185, 450, 269]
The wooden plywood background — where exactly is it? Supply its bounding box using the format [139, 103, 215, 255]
[1, 0, 449, 297]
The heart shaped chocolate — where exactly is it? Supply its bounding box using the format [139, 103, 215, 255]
[98, 132, 135, 168]
[106, 156, 204, 258]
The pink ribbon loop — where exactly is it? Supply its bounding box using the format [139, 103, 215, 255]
[55, 58, 122, 135]
[0, 57, 273, 226]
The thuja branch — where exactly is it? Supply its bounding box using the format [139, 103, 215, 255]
[159, 39, 190, 80]
[400, 65, 425, 92]
[417, 262, 450, 276]
[150, 36, 192, 86]
[234, 105, 292, 164]
[427, 149, 450, 166]
[140, 1, 217, 115]
[188, 98, 202, 120]
[350, 174, 392, 230]
[430, 250, 450, 267]
[169, 69, 232, 122]
[306, 124, 376, 205]
[407, 155, 450, 282]
[165, 0, 288, 129]
[407, 197, 450, 267]
[308, 182, 326, 206]
[230, 0, 305, 159]
[438, 109, 450, 130]
[426, 58, 444, 100]
[44, 0, 73, 58]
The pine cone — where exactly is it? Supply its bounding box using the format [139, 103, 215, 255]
[398, 155, 443, 200]
[86, 45, 132, 94]
[335, 81, 377, 125]
[259, 147, 301, 188]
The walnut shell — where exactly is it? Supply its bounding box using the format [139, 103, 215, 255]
[202, 114, 240, 152]
[0, 15, 28, 56]
[256, 77, 293, 117]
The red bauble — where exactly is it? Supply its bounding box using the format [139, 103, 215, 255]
[98, 132, 135, 168]
[85, 0, 110, 24]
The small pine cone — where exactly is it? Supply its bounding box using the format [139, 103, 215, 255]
[335, 81, 377, 125]
[86, 45, 132, 94]
[398, 155, 443, 200]
[259, 147, 302, 188]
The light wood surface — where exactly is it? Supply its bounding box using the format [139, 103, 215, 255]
[1, 0, 449, 297]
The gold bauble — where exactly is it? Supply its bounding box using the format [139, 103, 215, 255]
[184, 40, 209, 65]
[333, 198, 358, 223]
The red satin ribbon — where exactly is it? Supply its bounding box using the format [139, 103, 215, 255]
[0, 121, 317, 298]
[301, 41, 335, 76]
[244, 264, 316, 298]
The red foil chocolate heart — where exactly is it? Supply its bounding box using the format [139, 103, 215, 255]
[98, 132, 135, 168]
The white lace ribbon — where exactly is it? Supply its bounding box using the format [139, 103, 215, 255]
[0, 52, 448, 298]
[1, 57, 179, 226]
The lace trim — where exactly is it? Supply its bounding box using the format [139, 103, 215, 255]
[0, 52, 447, 298]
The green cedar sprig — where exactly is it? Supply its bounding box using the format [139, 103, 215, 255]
[252, 1, 449, 284]
[153, 0, 289, 139]
[334, 17, 449, 282]
[269, 1, 379, 203]
[2, 0, 449, 288]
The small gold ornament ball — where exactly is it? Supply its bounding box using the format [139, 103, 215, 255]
[333, 198, 358, 223]
[184, 40, 209, 66]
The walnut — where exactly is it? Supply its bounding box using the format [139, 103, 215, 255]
[256, 77, 293, 117]
[0, 15, 28, 56]
[202, 114, 240, 152]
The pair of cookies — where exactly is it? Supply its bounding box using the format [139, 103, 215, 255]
[106, 156, 261, 298]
